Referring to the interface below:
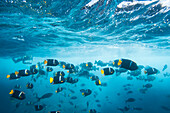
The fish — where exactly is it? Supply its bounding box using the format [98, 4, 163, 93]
[127, 91, 133, 94]
[81, 83, 86, 87]
[87, 101, 89, 108]
[69, 89, 75, 93]
[16, 102, 21, 108]
[97, 104, 101, 107]
[139, 88, 147, 94]
[133, 107, 143, 111]
[71, 96, 77, 99]
[36, 93, 53, 101]
[95, 100, 100, 102]
[123, 84, 133, 87]
[125, 98, 135, 103]
[99, 88, 102, 91]
[143, 83, 152, 88]
[136, 75, 145, 81]
[117, 93, 120, 96]
[162, 64, 167, 71]
[69, 101, 74, 106]
[124, 87, 131, 91]
[164, 72, 170, 77]
[94, 60, 107, 67]
[58, 104, 61, 107]
[81, 109, 87, 112]
[161, 106, 170, 111]
[77, 70, 90, 78]
[127, 69, 141, 76]
[127, 76, 133, 80]
[145, 76, 156, 82]
[101, 82, 107, 87]
[117, 106, 130, 112]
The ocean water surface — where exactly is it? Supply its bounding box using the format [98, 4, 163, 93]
[0, 0, 170, 113]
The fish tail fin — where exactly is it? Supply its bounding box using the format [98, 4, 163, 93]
[9, 89, 14, 94]
[7, 75, 10, 78]
[35, 93, 40, 101]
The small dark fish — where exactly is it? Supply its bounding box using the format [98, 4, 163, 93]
[81, 83, 86, 87]
[136, 75, 145, 81]
[32, 78, 36, 82]
[69, 89, 75, 93]
[139, 88, 147, 94]
[117, 106, 130, 112]
[143, 83, 152, 88]
[16, 102, 21, 108]
[37, 93, 53, 101]
[166, 94, 170, 98]
[117, 93, 120, 96]
[81, 109, 87, 111]
[123, 84, 132, 87]
[101, 82, 107, 87]
[161, 106, 170, 111]
[108, 101, 112, 104]
[127, 76, 133, 80]
[164, 72, 170, 77]
[87, 101, 89, 108]
[95, 100, 100, 102]
[93, 95, 96, 98]
[124, 87, 130, 91]
[159, 79, 164, 82]
[71, 96, 77, 99]
[125, 98, 135, 103]
[105, 96, 108, 98]
[69, 101, 74, 106]
[133, 107, 143, 111]
[145, 76, 156, 82]
[58, 104, 61, 107]
[162, 64, 167, 71]
[99, 88, 102, 91]
[97, 104, 101, 107]
[127, 91, 133, 94]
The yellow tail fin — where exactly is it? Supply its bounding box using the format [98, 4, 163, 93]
[99, 80, 101, 85]
[9, 90, 14, 94]
[44, 60, 47, 64]
[101, 69, 104, 74]
[6, 75, 10, 78]
[50, 77, 53, 83]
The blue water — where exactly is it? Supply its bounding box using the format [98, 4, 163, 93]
[0, 0, 170, 113]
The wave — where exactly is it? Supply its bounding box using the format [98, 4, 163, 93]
[0, 0, 170, 57]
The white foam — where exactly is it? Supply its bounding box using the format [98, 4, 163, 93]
[85, 0, 99, 7]
[159, 0, 170, 7]
[117, 0, 157, 8]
